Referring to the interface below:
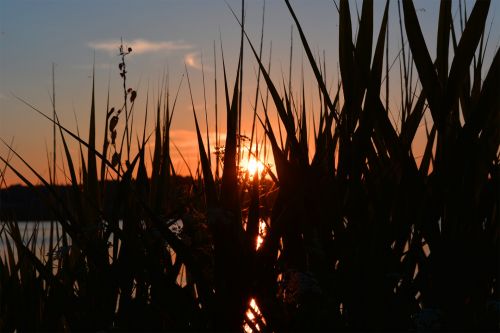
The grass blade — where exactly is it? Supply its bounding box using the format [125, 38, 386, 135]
[445, 0, 490, 111]
[402, 0, 443, 127]
[284, 0, 339, 121]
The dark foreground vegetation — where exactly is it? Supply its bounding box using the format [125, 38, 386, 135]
[1, 0, 499, 331]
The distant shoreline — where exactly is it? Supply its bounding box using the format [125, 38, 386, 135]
[0, 177, 194, 221]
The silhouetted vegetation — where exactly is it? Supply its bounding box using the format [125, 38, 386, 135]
[1, 0, 499, 331]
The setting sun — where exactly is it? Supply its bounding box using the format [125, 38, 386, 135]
[1, 0, 498, 331]
[241, 157, 265, 176]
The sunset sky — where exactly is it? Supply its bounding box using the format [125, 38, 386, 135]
[1, 0, 499, 186]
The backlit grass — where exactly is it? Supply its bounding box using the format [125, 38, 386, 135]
[1, 0, 498, 331]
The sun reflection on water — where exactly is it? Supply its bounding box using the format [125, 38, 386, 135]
[256, 219, 267, 250]
[243, 298, 267, 332]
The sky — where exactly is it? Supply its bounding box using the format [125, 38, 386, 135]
[1, 0, 499, 187]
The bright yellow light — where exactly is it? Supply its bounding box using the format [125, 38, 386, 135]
[256, 219, 267, 250]
[256, 235, 264, 250]
[243, 157, 265, 176]
[244, 298, 266, 332]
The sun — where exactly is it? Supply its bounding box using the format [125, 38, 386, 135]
[242, 157, 265, 176]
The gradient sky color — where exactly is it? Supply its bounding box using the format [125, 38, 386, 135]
[1, 0, 499, 186]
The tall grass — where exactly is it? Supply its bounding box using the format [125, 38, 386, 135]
[1, 0, 499, 331]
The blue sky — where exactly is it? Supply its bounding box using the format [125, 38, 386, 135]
[1, 0, 499, 186]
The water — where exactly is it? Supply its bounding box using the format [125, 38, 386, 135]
[1, 219, 267, 331]
[0, 219, 183, 266]
[0, 221, 67, 261]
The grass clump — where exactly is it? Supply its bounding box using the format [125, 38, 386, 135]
[1, 0, 499, 331]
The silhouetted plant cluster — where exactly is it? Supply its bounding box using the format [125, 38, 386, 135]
[1, 0, 498, 332]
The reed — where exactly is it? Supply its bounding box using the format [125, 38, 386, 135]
[1, 0, 498, 331]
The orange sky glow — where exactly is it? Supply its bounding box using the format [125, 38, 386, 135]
[1, 0, 498, 187]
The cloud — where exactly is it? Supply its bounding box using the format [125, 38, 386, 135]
[168, 129, 226, 175]
[184, 52, 203, 70]
[184, 52, 213, 71]
[170, 129, 225, 150]
[88, 39, 193, 55]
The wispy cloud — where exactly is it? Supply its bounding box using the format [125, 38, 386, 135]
[184, 52, 213, 72]
[88, 39, 193, 55]
[184, 52, 203, 70]
[168, 129, 226, 174]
